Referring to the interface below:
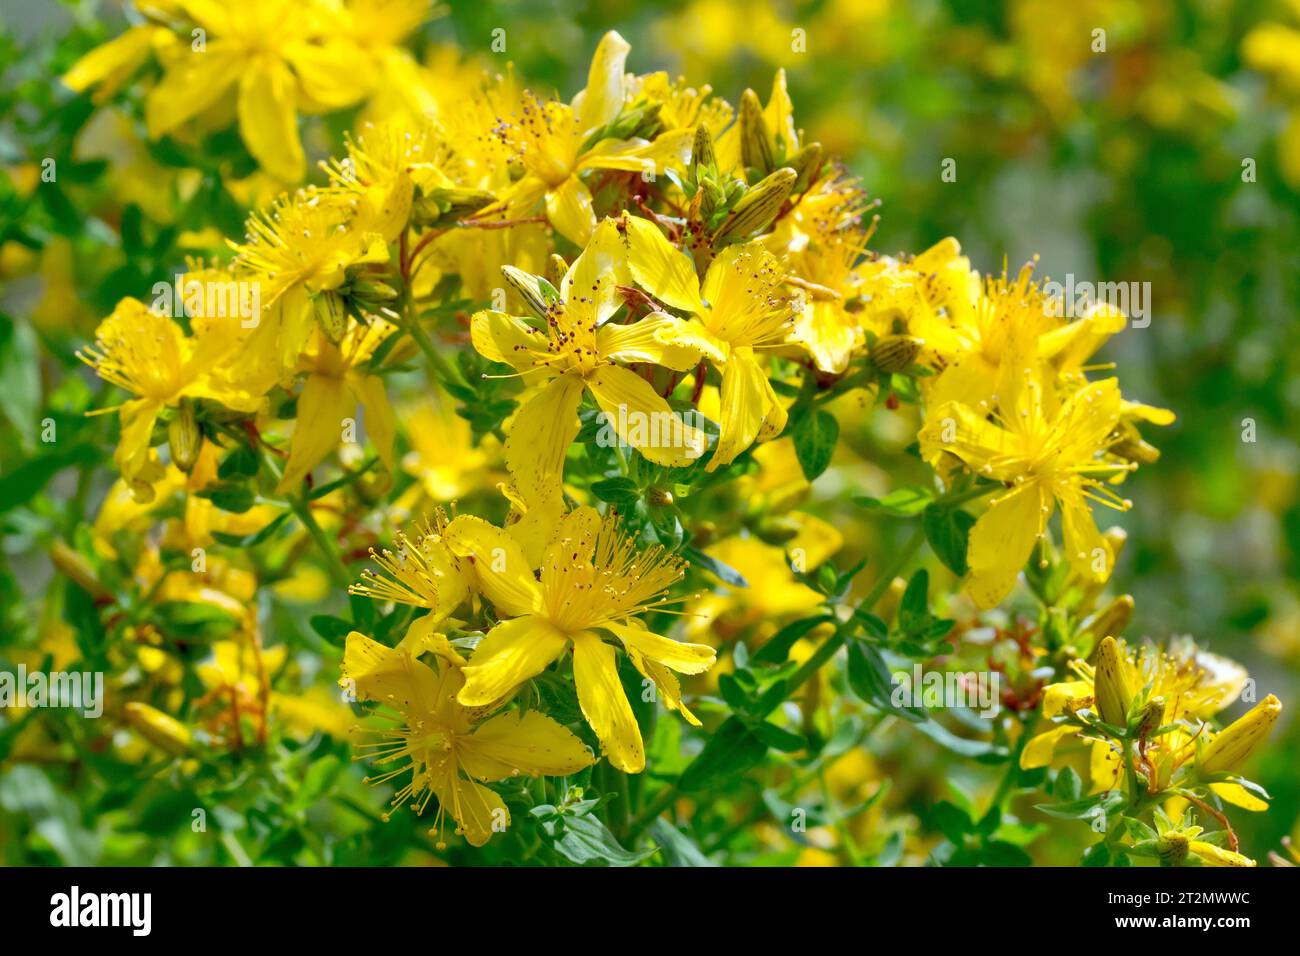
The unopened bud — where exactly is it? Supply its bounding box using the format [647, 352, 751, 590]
[50, 540, 111, 601]
[168, 401, 202, 473]
[123, 702, 192, 755]
[1157, 832, 1189, 866]
[739, 89, 774, 174]
[713, 167, 796, 247]
[501, 266, 558, 319]
[691, 124, 716, 180]
[1198, 695, 1282, 775]
[313, 290, 347, 344]
[869, 334, 922, 373]
[787, 142, 823, 193]
[1093, 636, 1137, 728]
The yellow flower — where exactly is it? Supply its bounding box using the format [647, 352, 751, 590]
[78, 298, 257, 495]
[443, 507, 717, 773]
[624, 215, 795, 470]
[140, 0, 367, 182]
[919, 359, 1134, 608]
[350, 510, 475, 628]
[63, 15, 179, 104]
[1023, 637, 1268, 809]
[342, 628, 593, 846]
[399, 396, 501, 503]
[276, 320, 397, 492]
[768, 170, 875, 374]
[230, 189, 388, 387]
[480, 31, 693, 245]
[470, 218, 705, 560]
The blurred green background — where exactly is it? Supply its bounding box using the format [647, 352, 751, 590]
[2, 0, 1298, 864]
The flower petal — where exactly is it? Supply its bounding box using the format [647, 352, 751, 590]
[458, 615, 569, 707]
[276, 373, 353, 492]
[546, 175, 596, 247]
[571, 631, 644, 773]
[237, 61, 304, 183]
[601, 620, 716, 674]
[443, 515, 541, 617]
[587, 364, 706, 466]
[460, 710, 595, 781]
[965, 480, 1050, 609]
[623, 214, 705, 314]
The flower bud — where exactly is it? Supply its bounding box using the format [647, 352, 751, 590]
[739, 88, 774, 174]
[712, 167, 796, 247]
[1081, 594, 1134, 647]
[869, 334, 923, 373]
[1197, 694, 1282, 775]
[411, 188, 496, 226]
[787, 141, 823, 193]
[313, 289, 347, 344]
[690, 123, 716, 180]
[168, 400, 202, 473]
[1093, 636, 1136, 727]
[50, 540, 111, 601]
[1156, 832, 1189, 866]
[1189, 841, 1256, 867]
[123, 702, 192, 755]
[1133, 695, 1165, 739]
[501, 265, 558, 319]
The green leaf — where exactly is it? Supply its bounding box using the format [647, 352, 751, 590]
[793, 408, 837, 480]
[679, 717, 768, 792]
[853, 485, 934, 516]
[922, 504, 975, 576]
[548, 812, 658, 866]
[682, 545, 748, 587]
[310, 615, 353, 647]
[752, 614, 835, 664]
[846, 641, 924, 722]
[649, 820, 716, 866]
[195, 482, 256, 513]
[753, 721, 807, 753]
[0, 313, 40, 449]
[217, 445, 260, 480]
[590, 476, 640, 508]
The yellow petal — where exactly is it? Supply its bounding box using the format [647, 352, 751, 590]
[114, 398, 164, 481]
[458, 615, 570, 707]
[429, 758, 507, 847]
[443, 515, 542, 617]
[396, 614, 466, 667]
[1041, 680, 1092, 718]
[601, 621, 716, 674]
[340, 629, 438, 706]
[63, 26, 156, 96]
[586, 364, 706, 467]
[626, 650, 701, 726]
[596, 312, 707, 371]
[276, 373, 353, 492]
[145, 49, 242, 138]
[237, 61, 305, 183]
[1210, 782, 1269, 812]
[349, 373, 397, 474]
[623, 214, 706, 314]
[574, 30, 630, 134]
[470, 309, 550, 373]
[504, 373, 584, 518]
[709, 349, 781, 471]
[1019, 725, 1076, 769]
[1060, 487, 1110, 584]
[460, 710, 595, 781]
[965, 481, 1050, 609]
[1089, 739, 1123, 792]
[571, 631, 644, 773]
[546, 175, 596, 246]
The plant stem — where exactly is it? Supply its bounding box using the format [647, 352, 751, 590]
[292, 496, 350, 588]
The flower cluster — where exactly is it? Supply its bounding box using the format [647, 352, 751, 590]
[63, 21, 1284, 863]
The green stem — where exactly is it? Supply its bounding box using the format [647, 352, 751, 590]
[292, 496, 350, 588]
